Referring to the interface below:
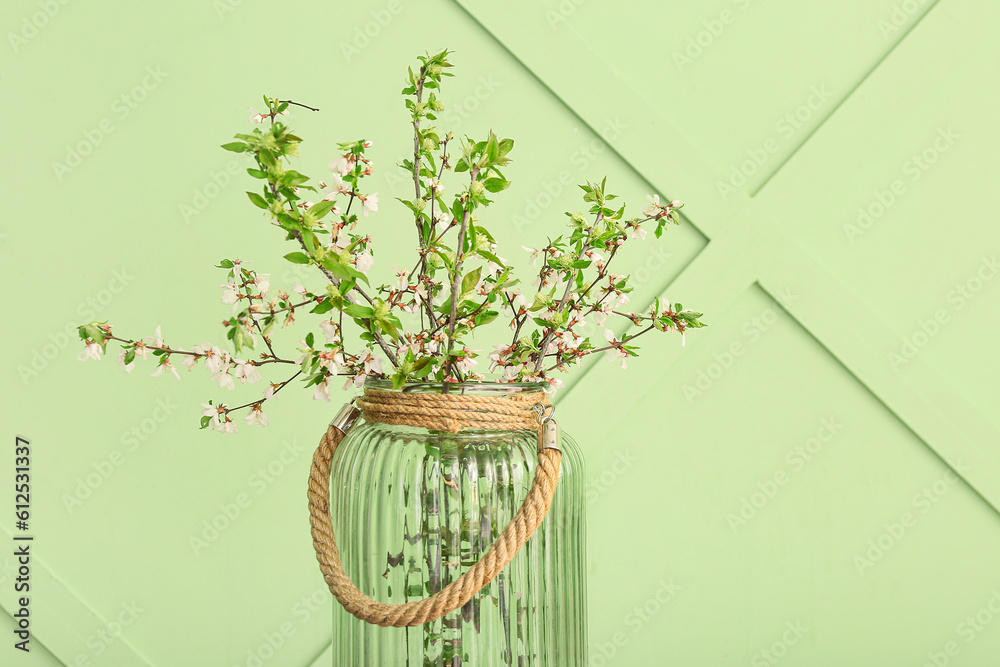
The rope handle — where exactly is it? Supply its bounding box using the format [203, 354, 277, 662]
[307, 404, 562, 628]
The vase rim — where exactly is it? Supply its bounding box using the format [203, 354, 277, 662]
[363, 378, 548, 394]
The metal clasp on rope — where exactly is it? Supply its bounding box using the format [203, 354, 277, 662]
[331, 400, 362, 436]
[531, 402, 561, 453]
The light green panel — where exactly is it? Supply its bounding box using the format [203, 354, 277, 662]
[577, 285, 1000, 664]
[796, 35, 1000, 431]
[539, 0, 934, 197]
[3, 0, 999, 664]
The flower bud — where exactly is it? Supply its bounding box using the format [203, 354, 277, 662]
[422, 137, 436, 152]
[433, 101, 445, 112]
[470, 181, 485, 196]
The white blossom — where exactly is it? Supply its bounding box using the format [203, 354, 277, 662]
[642, 194, 662, 217]
[211, 366, 235, 390]
[320, 319, 340, 344]
[77, 342, 102, 362]
[523, 246, 544, 268]
[314, 377, 332, 402]
[245, 404, 269, 427]
[354, 252, 375, 275]
[116, 348, 135, 373]
[151, 359, 180, 379]
[434, 210, 450, 232]
[361, 193, 379, 217]
[603, 329, 628, 369]
[329, 155, 352, 176]
[247, 106, 267, 124]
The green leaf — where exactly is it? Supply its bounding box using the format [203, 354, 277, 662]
[343, 304, 374, 319]
[284, 252, 310, 264]
[259, 147, 277, 168]
[483, 178, 510, 193]
[461, 267, 482, 295]
[391, 372, 407, 390]
[305, 332, 315, 348]
[221, 141, 247, 153]
[247, 192, 268, 209]
[310, 299, 334, 314]
[308, 200, 337, 220]
[217, 259, 234, 268]
[476, 249, 504, 266]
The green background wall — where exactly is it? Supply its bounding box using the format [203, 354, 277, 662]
[2, 0, 999, 664]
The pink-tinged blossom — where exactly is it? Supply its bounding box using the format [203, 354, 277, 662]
[78, 342, 102, 362]
[245, 404, 269, 427]
[329, 156, 352, 176]
[234, 361, 262, 384]
[453, 353, 477, 374]
[360, 350, 383, 375]
[544, 376, 564, 391]
[218, 419, 238, 434]
[489, 343, 515, 372]
[584, 250, 605, 270]
[318, 350, 344, 374]
[629, 224, 647, 241]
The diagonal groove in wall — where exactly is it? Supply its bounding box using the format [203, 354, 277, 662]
[0, 523, 155, 666]
[751, 0, 944, 197]
[756, 239, 1000, 516]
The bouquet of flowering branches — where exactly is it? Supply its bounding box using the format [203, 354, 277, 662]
[76, 49, 705, 434]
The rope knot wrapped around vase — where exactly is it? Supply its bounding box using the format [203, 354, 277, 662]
[307, 386, 562, 628]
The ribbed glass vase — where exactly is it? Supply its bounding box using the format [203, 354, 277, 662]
[329, 380, 587, 666]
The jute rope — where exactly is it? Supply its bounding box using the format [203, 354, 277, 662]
[307, 387, 562, 628]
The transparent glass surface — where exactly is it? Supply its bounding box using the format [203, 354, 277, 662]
[330, 381, 587, 666]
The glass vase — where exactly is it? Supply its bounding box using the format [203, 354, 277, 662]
[328, 380, 587, 666]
